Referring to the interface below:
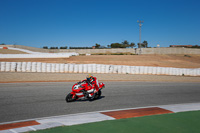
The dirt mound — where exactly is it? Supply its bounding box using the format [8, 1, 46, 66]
[0, 54, 200, 68]
[0, 49, 28, 54]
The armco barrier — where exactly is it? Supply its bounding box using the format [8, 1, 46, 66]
[0, 62, 200, 76]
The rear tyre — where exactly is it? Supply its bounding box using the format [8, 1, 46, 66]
[88, 94, 95, 101]
[66, 93, 76, 102]
[95, 90, 101, 99]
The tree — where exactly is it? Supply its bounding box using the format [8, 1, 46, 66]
[107, 45, 111, 48]
[130, 43, 136, 48]
[95, 43, 101, 49]
[122, 40, 129, 45]
[122, 40, 129, 48]
[110, 41, 136, 48]
[143, 40, 148, 48]
[43, 46, 48, 49]
[60, 46, 68, 49]
[111, 43, 122, 48]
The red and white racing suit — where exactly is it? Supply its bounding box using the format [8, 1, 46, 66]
[81, 77, 99, 92]
[90, 77, 99, 91]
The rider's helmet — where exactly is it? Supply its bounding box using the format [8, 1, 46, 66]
[86, 74, 93, 82]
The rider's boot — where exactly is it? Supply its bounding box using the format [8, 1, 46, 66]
[81, 90, 89, 98]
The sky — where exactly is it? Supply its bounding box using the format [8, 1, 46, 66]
[0, 0, 200, 48]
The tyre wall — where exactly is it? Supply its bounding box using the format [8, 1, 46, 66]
[0, 62, 200, 76]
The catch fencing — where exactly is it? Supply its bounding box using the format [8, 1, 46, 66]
[0, 62, 200, 76]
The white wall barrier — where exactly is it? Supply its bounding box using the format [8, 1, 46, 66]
[51, 64, 55, 73]
[122, 65, 126, 74]
[135, 66, 140, 74]
[69, 64, 74, 73]
[88, 64, 92, 73]
[5, 62, 11, 72]
[105, 65, 109, 73]
[117, 65, 122, 74]
[113, 65, 118, 74]
[78, 64, 83, 73]
[0, 62, 200, 76]
[42, 63, 47, 72]
[36, 62, 42, 72]
[74, 64, 78, 73]
[197, 68, 200, 76]
[92, 64, 97, 73]
[46, 63, 51, 72]
[101, 65, 106, 74]
[17, 62, 22, 72]
[1, 62, 5, 72]
[55, 64, 60, 73]
[31, 62, 36, 72]
[139, 66, 144, 74]
[64, 64, 69, 73]
[26, 62, 31, 72]
[147, 67, 153, 75]
[60, 64, 64, 73]
[11, 62, 16, 72]
[109, 65, 114, 73]
[21, 62, 26, 72]
[130, 66, 135, 74]
[96, 64, 101, 73]
[83, 64, 88, 73]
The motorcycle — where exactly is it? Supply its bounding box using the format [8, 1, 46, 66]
[65, 80, 105, 102]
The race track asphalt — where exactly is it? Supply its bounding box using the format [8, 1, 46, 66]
[0, 81, 200, 123]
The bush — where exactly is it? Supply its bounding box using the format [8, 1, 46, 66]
[43, 46, 48, 49]
[69, 47, 92, 49]
[50, 47, 58, 49]
[60, 46, 68, 49]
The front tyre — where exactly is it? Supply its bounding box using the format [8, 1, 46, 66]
[66, 93, 76, 102]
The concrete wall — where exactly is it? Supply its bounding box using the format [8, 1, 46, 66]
[60, 48, 137, 54]
[1, 45, 200, 54]
[59, 48, 200, 54]
[141, 48, 200, 54]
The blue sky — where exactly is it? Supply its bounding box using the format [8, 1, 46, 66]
[0, 0, 200, 48]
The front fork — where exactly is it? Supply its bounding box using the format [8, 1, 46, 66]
[70, 92, 77, 99]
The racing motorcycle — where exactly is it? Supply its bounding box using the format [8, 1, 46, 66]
[65, 80, 105, 102]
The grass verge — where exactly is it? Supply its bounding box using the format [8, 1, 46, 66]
[31, 110, 200, 133]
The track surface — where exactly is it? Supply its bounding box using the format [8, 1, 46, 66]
[0, 82, 200, 123]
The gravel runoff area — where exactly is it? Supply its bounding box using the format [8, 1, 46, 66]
[0, 72, 200, 83]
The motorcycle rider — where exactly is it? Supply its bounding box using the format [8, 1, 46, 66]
[78, 74, 99, 99]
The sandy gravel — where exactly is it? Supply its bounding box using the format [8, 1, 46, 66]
[1, 55, 200, 68]
[1, 53, 200, 83]
[0, 49, 28, 54]
[0, 72, 199, 83]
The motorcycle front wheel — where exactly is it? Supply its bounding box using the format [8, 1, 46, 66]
[66, 93, 76, 102]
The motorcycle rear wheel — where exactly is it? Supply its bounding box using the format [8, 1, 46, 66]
[89, 90, 102, 101]
[94, 90, 101, 99]
[66, 93, 76, 102]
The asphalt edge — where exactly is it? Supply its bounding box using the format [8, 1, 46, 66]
[1, 102, 200, 133]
